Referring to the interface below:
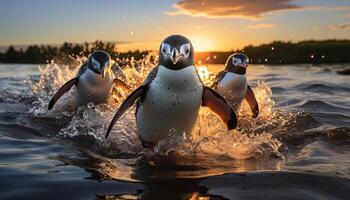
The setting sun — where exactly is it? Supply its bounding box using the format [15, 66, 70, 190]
[190, 37, 214, 52]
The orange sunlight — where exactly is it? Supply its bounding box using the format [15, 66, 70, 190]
[190, 37, 214, 52]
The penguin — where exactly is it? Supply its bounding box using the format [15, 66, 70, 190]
[213, 53, 259, 118]
[48, 50, 130, 110]
[105, 35, 237, 148]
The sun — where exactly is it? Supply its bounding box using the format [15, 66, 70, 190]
[190, 37, 214, 52]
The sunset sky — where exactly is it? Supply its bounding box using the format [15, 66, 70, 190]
[1, 0, 349, 51]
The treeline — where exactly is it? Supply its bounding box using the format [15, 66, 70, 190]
[0, 41, 149, 64]
[1, 40, 350, 64]
[196, 40, 350, 64]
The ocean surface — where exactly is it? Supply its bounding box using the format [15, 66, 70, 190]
[0, 58, 349, 199]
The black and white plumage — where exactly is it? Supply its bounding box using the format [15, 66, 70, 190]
[214, 53, 259, 118]
[105, 35, 237, 148]
[48, 50, 130, 110]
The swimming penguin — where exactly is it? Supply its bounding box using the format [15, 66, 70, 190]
[48, 50, 130, 110]
[213, 53, 259, 118]
[105, 35, 237, 148]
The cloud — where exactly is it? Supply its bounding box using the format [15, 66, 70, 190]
[311, 22, 350, 32]
[166, 0, 303, 19]
[329, 22, 350, 30]
[312, 26, 320, 32]
[248, 23, 275, 29]
[327, 6, 350, 11]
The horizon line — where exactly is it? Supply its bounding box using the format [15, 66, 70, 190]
[1, 38, 350, 53]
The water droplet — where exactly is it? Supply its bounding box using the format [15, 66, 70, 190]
[168, 128, 177, 136]
[87, 102, 94, 109]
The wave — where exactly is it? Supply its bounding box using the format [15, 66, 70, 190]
[293, 81, 350, 94]
[296, 100, 350, 113]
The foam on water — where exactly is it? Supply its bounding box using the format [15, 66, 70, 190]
[28, 53, 292, 163]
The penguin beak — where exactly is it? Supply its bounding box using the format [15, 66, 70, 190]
[101, 68, 107, 80]
[169, 48, 183, 65]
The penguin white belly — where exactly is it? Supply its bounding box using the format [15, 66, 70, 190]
[217, 72, 247, 111]
[76, 69, 114, 107]
[136, 65, 203, 143]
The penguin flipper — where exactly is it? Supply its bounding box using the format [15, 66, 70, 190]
[245, 85, 259, 118]
[202, 86, 237, 130]
[48, 78, 78, 110]
[211, 71, 226, 88]
[113, 78, 130, 92]
[105, 85, 148, 139]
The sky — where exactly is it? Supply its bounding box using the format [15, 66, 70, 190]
[0, 0, 349, 51]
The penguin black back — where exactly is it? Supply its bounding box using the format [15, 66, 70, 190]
[158, 35, 194, 70]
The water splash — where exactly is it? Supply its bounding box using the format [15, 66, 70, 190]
[27, 54, 295, 163]
[154, 79, 284, 161]
[28, 61, 81, 116]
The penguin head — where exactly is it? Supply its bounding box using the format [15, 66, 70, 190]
[159, 35, 194, 70]
[225, 53, 249, 75]
[88, 50, 111, 79]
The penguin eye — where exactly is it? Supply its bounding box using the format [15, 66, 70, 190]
[161, 43, 171, 55]
[180, 43, 191, 57]
[232, 58, 242, 66]
[91, 57, 100, 70]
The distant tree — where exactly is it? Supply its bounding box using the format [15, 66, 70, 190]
[59, 42, 74, 55]
[0, 52, 4, 63]
[23, 45, 43, 63]
[83, 42, 91, 56]
[40, 45, 59, 62]
[4, 46, 21, 63]
[70, 44, 84, 57]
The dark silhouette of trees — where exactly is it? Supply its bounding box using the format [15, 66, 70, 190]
[0, 40, 349, 64]
[3, 46, 22, 63]
[242, 40, 350, 64]
[23, 45, 43, 63]
[195, 40, 350, 64]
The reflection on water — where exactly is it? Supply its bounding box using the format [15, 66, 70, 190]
[55, 149, 284, 181]
[93, 172, 350, 200]
[0, 55, 350, 199]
